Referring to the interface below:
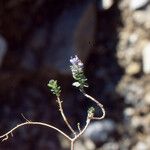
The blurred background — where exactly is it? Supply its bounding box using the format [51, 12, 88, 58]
[0, 0, 150, 149]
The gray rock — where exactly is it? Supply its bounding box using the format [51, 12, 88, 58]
[132, 142, 149, 150]
[74, 141, 86, 150]
[84, 120, 116, 143]
[124, 107, 135, 117]
[84, 138, 96, 150]
[142, 42, 150, 74]
[119, 82, 143, 105]
[0, 35, 7, 66]
[99, 142, 119, 150]
[130, 0, 149, 10]
[98, 0, 114, 10]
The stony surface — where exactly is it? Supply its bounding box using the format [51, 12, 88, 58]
[129, 0, 149, 10]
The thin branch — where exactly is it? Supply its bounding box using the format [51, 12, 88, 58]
[77, 123, 81, 133]
[69, 118, 91, 150]
[21, 113, 31, 122]
[73, 118, 91, 140]
[1, 134, 8, 142]
[82, 91, 105, 120]
[56, 97, 76, 136]
[0, 121, 72, 141]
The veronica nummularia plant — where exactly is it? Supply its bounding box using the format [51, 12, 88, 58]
[0, 55, 105, 150]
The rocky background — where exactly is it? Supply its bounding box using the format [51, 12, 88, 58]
[0, 0, 150, 149]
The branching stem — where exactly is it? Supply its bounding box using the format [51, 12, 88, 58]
[0, 121, 71, 141]
[57, 96, 76, 136]
[0, 91, 105, 150]
[82, 91, 105, 120]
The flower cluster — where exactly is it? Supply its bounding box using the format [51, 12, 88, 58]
[70, 55, 88, 90]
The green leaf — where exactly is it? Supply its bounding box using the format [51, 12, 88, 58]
[72, 82, 80, 87]
[47, 79, 61, 96]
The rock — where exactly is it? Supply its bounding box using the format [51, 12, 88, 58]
[44, 2, 96, 74]
[124, 107, 135, 117]
[128, 33, 139, 45]
[142, 42, 150, 74]
[74, 141, 86, 150]
[0, 35, 7, 66]
[129, 0, 149, 10]
[117, 79, 144, 105]
[144, 92, 150, 105]
[74, 138, 96, 150]
[131, 116, 143, 128]
[125, 62, 141, 75]
[84, 138, 96, 150]
[98, 0, 114, 10]
[58, 134, 70, 149]
[83, 120, 116, 143]
[99, 142, 119, 150]
[133, 7, 150, 28]
[132, 142, 149, 150]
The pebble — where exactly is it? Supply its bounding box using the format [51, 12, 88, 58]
[129, 33, 138, 44]
[84, 120, 116, 143]
[131, 116, 142, 128]
[132, 141, 149, 150]
[144, 92, 150, 105]
[98, 0, 114, 10]
[130, 0, 149, 10]
[74, 141, 86, 150]
[123, 82, 143, 105]
[84, 138, 96, 150]
[99, 142, 119, 150]
[142, 42, 150, 74]
[133, 9, 150, 28]
[125, 62, 141, 75]
[124, 107, 135, 117]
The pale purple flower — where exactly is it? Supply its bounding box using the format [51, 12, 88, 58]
[70, 55, 83, 69]
[70, 55, 88, 89]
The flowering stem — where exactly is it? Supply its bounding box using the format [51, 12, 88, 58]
[81, 91, 105, 120]
[0, 55, 106, 150]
